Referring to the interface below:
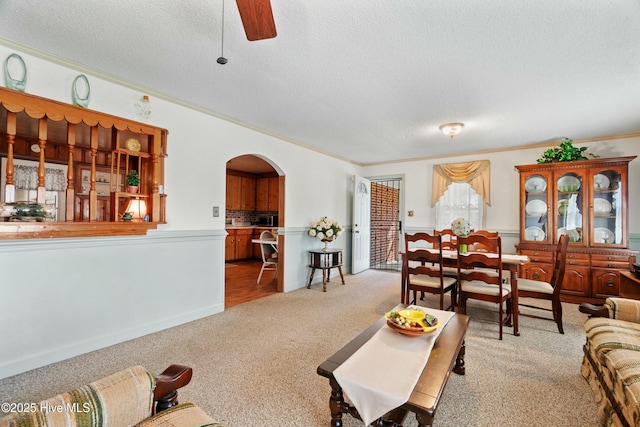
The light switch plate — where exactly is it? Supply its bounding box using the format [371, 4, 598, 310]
[213, 206, 219, 217]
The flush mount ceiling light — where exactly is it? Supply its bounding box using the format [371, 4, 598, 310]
[439, 123, 464, 139]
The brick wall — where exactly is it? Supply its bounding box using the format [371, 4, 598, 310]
[370, 181, 400, 268]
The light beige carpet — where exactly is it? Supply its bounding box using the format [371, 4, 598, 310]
[0, 269, 598, 426]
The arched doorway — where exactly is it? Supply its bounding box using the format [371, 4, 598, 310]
[225, 154, 284, 307]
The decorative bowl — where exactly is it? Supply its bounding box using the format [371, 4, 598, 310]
[397, 309, 425, 323]
[386, 318, 439, 336]
[385, 308, 439, 336]
[557, 175, 580, 192]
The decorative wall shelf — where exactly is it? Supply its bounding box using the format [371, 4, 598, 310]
[0, 87, 168, 239]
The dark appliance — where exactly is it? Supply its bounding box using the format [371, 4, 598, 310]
[258, 215, 278, 226]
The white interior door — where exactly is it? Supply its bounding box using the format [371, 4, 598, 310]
[352, 175, 371, 274]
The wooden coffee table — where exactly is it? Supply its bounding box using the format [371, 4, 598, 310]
[316, 307, 469, 427]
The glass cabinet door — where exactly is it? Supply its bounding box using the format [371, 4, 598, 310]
[591, 167, 624, 246]
[556, 171, 584, 244]
[523, 173, 550, 243]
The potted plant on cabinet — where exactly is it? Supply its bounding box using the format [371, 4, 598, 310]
[126, 169, 140, 193]
[536, 138, 598, 163]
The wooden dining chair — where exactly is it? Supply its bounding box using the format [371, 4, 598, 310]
[434, 228, 459, 250]
[467, 230, 511, 284]
[404, 232, 457, 310]
[468, 230, 499, 252]
[517, 234, 569, 334]
[433, 228, 467, 278]
[257, 231, 278, 284]
[434, 228, 477, 249]
[457, 234, 512, 340]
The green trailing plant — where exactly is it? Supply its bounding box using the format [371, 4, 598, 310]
[536, 138, 598, 163]
[126, 169, 140, 186]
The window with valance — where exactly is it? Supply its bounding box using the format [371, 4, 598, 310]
[432, 160, 490, 231]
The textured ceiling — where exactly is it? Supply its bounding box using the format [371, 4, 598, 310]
[0, 0, 639, 165]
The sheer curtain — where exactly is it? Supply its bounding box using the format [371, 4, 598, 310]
[13, 165, 67, 191]
[3, 160, 68, 221]
[435, 182, 484, 231]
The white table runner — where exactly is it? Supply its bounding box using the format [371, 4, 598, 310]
[333, 307, 455, 425]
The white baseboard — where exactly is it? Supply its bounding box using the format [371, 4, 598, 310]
[0, 303, 224, 380]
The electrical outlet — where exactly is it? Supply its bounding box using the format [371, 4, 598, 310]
[213, 206, 219, 217]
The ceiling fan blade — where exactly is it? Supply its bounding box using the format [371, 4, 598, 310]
[236, 0, 277, 41]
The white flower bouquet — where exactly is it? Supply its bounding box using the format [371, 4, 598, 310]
[309, 216, 344, 241]
[451, 217, 470, 237]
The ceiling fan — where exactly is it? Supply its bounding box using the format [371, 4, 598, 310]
[235, 0, 277, 41]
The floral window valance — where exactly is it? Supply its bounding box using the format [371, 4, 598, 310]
[431, 160, 490, 206]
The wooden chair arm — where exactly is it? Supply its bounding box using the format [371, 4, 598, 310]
[579, 303, 610, 318]
[153, 365, 193, 413]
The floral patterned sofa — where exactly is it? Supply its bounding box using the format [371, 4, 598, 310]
[581, 298, 640, 427]
[0, 365, 221, 427]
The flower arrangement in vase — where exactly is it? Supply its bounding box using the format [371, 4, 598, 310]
[451, 217, 470, 253]
[309, 216, 344, 251]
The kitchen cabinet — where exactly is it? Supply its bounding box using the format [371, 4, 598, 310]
[226, 173, 256, 211]
[235, 229, 253, 259]
[226, 175, 242, 210]
[240, 177, 256, 211]
[225, 228, 254, 261]
[256, 176, 279, 211]
[256, 178, 268, 211]
[515, 156, 637, 303]
[225, 231, 236, 261]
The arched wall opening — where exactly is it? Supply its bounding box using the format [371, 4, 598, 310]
[224, 154, 284, 306]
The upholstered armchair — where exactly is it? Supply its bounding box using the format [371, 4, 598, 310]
[0, 365, 221, 427]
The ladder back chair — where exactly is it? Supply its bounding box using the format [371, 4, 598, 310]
[517, 234, 570, 334]
[434, 228, 459, 250]
[468, 230, 510, 284]
[433, 228, 468, 278]
[468, 230, 499, 252]
[457, 234, 513, 340]
[403, 232, 458, 311]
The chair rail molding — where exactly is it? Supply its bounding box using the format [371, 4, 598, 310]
[0, 229, 225, 253]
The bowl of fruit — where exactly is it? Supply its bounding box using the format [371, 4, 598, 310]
[385, 308, 439, 336]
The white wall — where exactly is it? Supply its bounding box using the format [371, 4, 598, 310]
[0, 42, 363, 379]
[363, 137, 640, 253]
[1, 41, 638, 380]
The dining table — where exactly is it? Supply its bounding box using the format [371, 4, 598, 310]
[401, 248, 529, 336]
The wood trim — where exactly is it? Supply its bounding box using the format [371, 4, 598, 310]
[0, 220, 160, 239]
[226, 169, 258, 179]
[514, 156, 637, 173]
[0, 86, 168, 238]
[0, 87, 162, 134]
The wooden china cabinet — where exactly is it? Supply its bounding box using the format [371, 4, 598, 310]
[515, 156, 637, 304]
